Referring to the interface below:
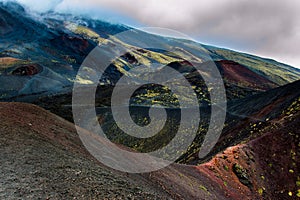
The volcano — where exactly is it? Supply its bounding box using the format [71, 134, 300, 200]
[0, 1, 300, 199]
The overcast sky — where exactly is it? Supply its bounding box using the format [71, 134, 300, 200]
[14, 0, 300, 68]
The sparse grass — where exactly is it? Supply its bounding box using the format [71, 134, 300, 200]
[223, 165, 229, 171]
[258, 188, 264, 196]
[199, 184, 210, 195]
[297, 189, 300, 197]
[66, 23, 107, 44]
[223, 181, 228, 187]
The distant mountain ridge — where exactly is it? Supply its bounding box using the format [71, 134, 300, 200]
[1, 2, 300, 199]
[0, 1, 299, 103]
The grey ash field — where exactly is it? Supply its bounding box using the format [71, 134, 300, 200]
[0, 1, 300, 199]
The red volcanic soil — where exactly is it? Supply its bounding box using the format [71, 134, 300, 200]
[12, 64, 42, 76]
[179, 60, 193, 67]
[1, 100, 299, 199]
[216, 60, 278, 90]
[194, 101, 300, 200]
[52, 34, 92, 55]
[0, 102, 171, 199]
[0, 57, 42, 76]
[0, 57, 20, 65]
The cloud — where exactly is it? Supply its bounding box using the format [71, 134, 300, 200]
[9, 0, 300, 68]
[82, 0, 300, 67]
[17, 0, 63, 12]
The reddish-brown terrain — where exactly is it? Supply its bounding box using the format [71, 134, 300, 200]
[0, 57, 42, 76]
[0, 57, 20, 65]
[1, 78, 299, 199]
[0, 103, 172, 199]
[195, 106, 300, 199]
[216, 60, 278, 91]
[1, 2, 300, 199]
[151, 84, 300, 199]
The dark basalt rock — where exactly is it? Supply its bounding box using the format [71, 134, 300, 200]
[232, 163, 252, 188]
[12, 64, 42, 76]
[121, 52, 138, 64]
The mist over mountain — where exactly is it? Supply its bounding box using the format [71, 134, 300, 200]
[4, 0, 300, 68]
[1, 1, 299, 101]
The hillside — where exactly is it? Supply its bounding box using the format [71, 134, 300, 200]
[179, 80, 300, 164]
[0, 1, 300, 104]
[195, 88, 300, 199]
[1, 1, 300, 199]
[0, 102, 173, 199]
[0, 80, 299, 199]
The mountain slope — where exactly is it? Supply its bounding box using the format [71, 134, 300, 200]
[178, 80, 300, 165]
[0, 102, 171, 199]
[153, 80, 300, 199]
[196, 94, 300, 199]
[1, 80, 299, 199]
[0, 102, 248, 200]
[205, 45, 300, 85]
[0, 2, 300, 199]
[0, 1, 299, 104]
